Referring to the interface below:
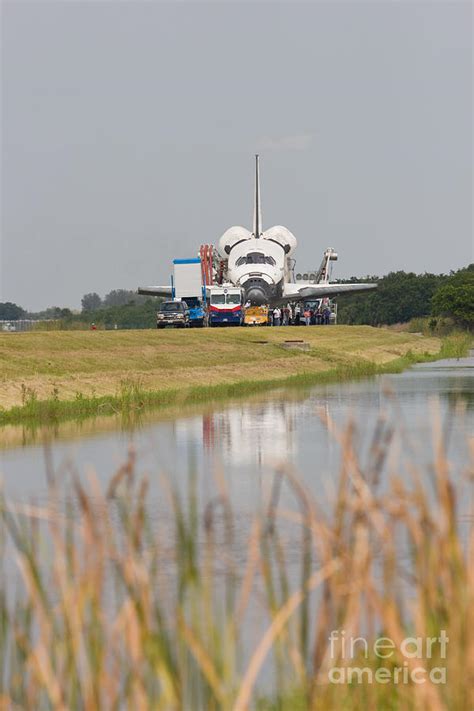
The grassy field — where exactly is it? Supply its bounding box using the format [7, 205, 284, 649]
[0, 326, 464, 425]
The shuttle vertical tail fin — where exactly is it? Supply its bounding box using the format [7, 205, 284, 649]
[253, 154, 262, 238]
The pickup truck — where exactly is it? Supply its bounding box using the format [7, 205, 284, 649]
[156, 301, 190, 329]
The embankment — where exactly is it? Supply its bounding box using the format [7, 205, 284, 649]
[0, 326, 467, 426]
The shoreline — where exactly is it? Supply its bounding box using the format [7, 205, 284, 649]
[1, 329, 469, 428]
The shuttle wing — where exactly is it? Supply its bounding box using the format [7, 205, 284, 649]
[137, 286, 173, 297]
[282, 282, 377, 302]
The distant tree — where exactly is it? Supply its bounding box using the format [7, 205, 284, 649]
[81, 299, 160, 329]
[26, 306, 74, 320]
[39, 306, 74, 320]
[431, 265, 474, 329]
[103, 300, 159, 328]
[0, 302, 26, 320]
[337, 271, 447, 326]
[103, 289, 136, 307]
[81, 292, 102, 312]
[103, 289, 151, 307]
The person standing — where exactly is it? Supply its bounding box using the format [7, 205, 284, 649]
[288, 304, 294, 325]
[294, 304, 301, 325]
[273, 307, 281, 326]
[304, 308, 311, 326]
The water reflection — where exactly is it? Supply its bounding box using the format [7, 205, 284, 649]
[0, 357, 472, 509]
[200, 400, 299, 465]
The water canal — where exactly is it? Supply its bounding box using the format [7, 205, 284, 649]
[1, 355, 472, 513]
[1, 355, 472, 700]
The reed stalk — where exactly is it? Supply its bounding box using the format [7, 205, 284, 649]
[0, 412, 472, 710]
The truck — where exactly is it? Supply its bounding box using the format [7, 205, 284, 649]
[172, 258, 206, 327]
[208, 285, 244, 326]
[157, 300, 190, 328]
[244, 305, 269, 326]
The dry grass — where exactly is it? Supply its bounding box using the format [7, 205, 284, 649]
[0, 327, 440, 410]
[0, 411, 472, 710]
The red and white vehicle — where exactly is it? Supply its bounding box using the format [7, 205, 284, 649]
[208, 285, 243, 326]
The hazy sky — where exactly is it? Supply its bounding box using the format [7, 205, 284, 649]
[1, 0, 472, 311]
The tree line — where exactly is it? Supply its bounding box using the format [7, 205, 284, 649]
[1, 267, 473, 329]
[335, 265, 473, 329]
[76, 290, 158, 328]
[0, 289, 160, 330]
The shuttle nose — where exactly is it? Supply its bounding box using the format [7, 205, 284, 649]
[244, 277, 271, 305]
[246, 287, 267, 305]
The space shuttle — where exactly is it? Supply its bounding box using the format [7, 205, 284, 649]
[217, 155, 296, 305]
[138, 155, 377, 304]
[218, 155, 377, 306]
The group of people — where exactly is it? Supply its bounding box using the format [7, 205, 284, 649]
[271, 303, 332, 327]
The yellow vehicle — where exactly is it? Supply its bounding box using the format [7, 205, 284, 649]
[244, 305, 269, 326]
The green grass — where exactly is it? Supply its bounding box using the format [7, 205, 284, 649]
[0, 352, 440, 428]
[404, 316, 473, 338]
[436, 333, 472, 358]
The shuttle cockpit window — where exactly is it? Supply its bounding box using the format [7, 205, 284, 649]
[247, 253, 266, 265]
[236, 253, 276, 266]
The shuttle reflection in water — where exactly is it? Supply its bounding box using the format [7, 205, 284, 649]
[175, 398, 309, 468]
